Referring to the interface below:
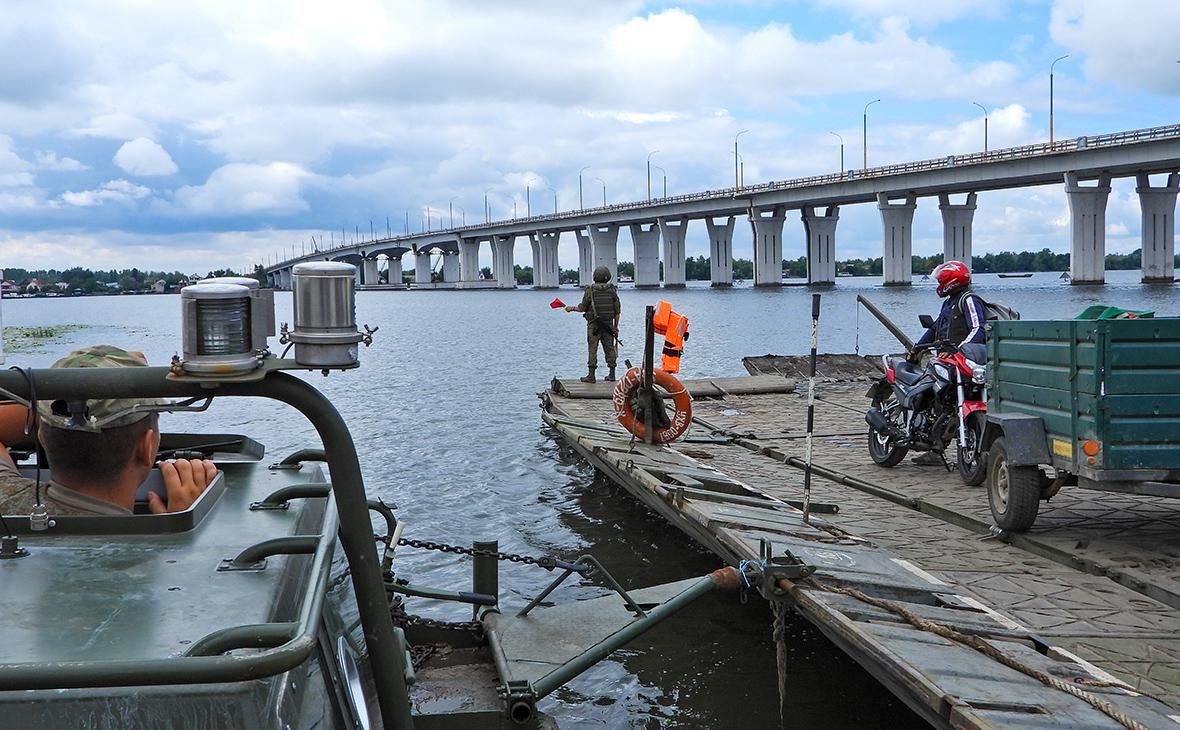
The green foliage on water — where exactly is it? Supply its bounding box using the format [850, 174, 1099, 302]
[3, 325, 88, 353]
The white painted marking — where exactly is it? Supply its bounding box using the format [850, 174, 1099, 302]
[890, 558, 948, 586]
[1167, 714, 1180, 725]
[956, 595, 1029, 633]
[1048, 646, 1140, 696]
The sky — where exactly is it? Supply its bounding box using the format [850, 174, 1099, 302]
[1, 0, 1179, 275]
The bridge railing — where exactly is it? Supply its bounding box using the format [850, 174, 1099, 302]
[273, 123, 1180, 268]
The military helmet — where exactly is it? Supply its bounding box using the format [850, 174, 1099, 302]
[592, 266, 611, 283]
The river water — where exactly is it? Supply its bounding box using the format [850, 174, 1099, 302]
[3, 269, 1172, 728]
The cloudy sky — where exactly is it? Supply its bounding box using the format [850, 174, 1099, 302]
[1, 0, 1179, 274]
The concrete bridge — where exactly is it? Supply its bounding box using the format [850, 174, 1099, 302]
[264, 123, 1180, 290]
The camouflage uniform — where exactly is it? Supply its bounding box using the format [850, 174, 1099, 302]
[0, 345, 162, 517]
[581, 281, 620, 370]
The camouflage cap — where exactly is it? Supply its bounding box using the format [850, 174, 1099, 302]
[36, 345, 163, 433]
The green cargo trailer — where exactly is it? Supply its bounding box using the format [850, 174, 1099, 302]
[983, 317, 1180, 530]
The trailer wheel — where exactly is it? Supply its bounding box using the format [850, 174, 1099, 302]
[957, 413, 986, 486]
[987, 437, 1041, 531]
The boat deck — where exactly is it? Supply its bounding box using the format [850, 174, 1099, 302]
[540, 369, 1180, 729]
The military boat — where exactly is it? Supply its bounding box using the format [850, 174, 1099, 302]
[0, 264, 739, 729]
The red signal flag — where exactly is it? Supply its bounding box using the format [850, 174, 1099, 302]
[550, 298, 566, 309]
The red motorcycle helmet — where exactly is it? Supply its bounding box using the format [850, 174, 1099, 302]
[932, 260, 971, 297]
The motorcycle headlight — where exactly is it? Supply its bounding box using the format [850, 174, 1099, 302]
[971, 366, 986, 384]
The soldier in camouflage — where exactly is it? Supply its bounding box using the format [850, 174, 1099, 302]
[564, 265, 621, 383]
[0, 345, 217, 517]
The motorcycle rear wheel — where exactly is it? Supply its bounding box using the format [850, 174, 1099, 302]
[868, 396, 908, 467]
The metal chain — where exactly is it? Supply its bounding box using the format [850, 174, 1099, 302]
[395, 537, 589, 573]
[390, 603, 484, 638]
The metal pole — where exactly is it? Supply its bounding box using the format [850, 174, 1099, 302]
[526, 185, 531, 217]
[449, 201, 453, 228]
[734, 130, 747, 190]
[862, 99, 880, 171]
[472, 540, 499, 620]
[973, 102, 989, 152]
[856, 294, 914, 350]
[643, 305, 655, 445]
[579, 165, 590, 211]
[803, 293, 820, 524]
[1050, 55, 1068, 145]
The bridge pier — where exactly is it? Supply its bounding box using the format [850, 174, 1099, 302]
[265, 271, 276, 288]
[362, 258, 379, 286]
[750, 206, 787, 287]
[414, 251, 431, 286]
[1065, 172, 1112, 285]
[279, 268, 292, 290]
[658, 217, 688, 288]
[1137, 173, 1179, 283]
[442, 251, 460, 283]
[629, 222, 661, 288]
[531, 231, 560, 288]
[878, 193, 917, 286]
[386, 254, 403, 286]
[938, 192, 976, 268]
[801, 205, 838, 285]
[588, 224, 619, 281]
[706, 216, 735, 287]
[492, 235, 516, 289]
[575, 229, 593, 286]
[459, 238, 482, 283]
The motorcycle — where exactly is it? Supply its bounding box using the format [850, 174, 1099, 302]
[864, 314, 989, 485]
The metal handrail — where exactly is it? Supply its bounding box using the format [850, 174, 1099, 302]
[267, 122, 1180, 273]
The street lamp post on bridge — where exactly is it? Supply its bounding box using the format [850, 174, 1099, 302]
[973, 102, 989, 152]
[593, 177, 607, 206]
[652, 165, 667, 198]
[1050, 54, 1069, 145]
[526, 177, 538, 218]
[646, 150, 660, 201]
[543, 186, 558, 214]
[734, 130, 748, 190]
[863, 98, 881, 171]
[578, 166, 591, 210]
[829, 131, 844, 172]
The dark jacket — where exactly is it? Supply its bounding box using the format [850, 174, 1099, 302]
[580, 283, 620, 329]
[916, 290, 986, 347]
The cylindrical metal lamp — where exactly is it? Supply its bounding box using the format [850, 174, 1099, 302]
[203, 276, 276, 353]
[289, 262, 363, 368]
[180, 283, 259, 375]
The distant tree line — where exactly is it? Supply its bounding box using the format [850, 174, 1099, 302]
[5, 266, 239, 294]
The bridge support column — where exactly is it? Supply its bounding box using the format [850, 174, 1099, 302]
[1066, 172, 1112, 285]
[629, 222, 661, 288]
[750, 206, 786, 287]
[362, 258, 379, 286]
[658, 217, 688, 288]
[938, 192, 976, 268]
[530, 231, 561, 288]
[414, 251, 431, 285]
[492, 235, 516, 289]
[587, 224, 619, 282]
[706, 217, 735, 287]
[442, 251, 460, 282]
[1137, 173, 1179, 283]
[801, 205, 839, 285]
[575, 229, 593, 286]
[878, 194, 917, 286]
[280, 268, 292, 290]
[265, 272, 275, 288]
[386, 255, 403, 286]
[459, 238, 481, 282]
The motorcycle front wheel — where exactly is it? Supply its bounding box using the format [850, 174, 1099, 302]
[868, 396, 909, 467]
[957, 413, 987, 485]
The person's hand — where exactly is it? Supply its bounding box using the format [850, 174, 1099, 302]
[150, 458, 218, 514]
[564, 306, 575, 312]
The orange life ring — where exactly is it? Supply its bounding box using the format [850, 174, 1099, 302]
[612, 368, 693, 444]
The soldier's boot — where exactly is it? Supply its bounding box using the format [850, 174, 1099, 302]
[605, 366, 616, 382]
[580, 367, 596, 384]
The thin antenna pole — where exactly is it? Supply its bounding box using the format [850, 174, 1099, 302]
[802, 293, 821, 524]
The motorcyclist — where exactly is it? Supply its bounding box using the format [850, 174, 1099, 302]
[910, 260, 985, 466]
[915, 260, 986, 356]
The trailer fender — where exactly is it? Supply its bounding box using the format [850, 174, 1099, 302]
[984, 413, 1050, 466]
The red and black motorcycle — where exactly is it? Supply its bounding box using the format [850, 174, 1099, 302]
[864, 315, 988, 485]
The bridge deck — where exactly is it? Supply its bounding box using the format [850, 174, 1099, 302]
[540, 372, 1180, 729]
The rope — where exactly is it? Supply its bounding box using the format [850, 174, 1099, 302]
[806, 578, 1149, 730]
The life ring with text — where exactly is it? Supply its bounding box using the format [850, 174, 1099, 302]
[613, 368, 693, 444]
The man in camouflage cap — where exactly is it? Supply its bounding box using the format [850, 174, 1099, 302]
[0, 345, 217, 517]
[564, 265, 621, 383]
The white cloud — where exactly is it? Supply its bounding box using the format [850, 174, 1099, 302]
[1050, 0, 1180, 95]
[174, 162, 309, 214]
[34, 151, 88, 171]
[60, 179, 151, 207]
[71, 112, 157, 140]
[113, 138, 178, 176]
[0, 134, 34, 187]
